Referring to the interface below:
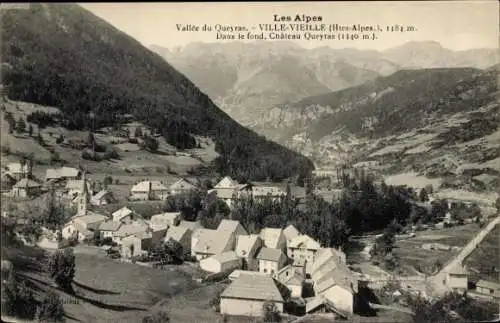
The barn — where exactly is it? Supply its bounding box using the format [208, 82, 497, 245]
[220, 273, 285, 317]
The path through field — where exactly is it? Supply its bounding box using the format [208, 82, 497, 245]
[427, 216, 500, 297]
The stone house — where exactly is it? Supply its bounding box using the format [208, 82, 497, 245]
[257, 247, 287, 275]
[220, 274, 285, 317]
[164, 226, 192, 254]
[235, 234, 263, 271]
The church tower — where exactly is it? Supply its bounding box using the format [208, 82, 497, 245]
[77, 171, 89, 216]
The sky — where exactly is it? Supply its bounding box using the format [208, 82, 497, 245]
[81, 1, 499, 51]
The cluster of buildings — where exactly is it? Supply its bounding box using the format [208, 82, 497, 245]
[2, 162, 365, 319]
[443, 263, 500, 301]
[56, 173, 360, 318]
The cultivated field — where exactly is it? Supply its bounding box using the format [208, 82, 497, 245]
[393, 224, 481, 274]
[464, 226, 500, 282]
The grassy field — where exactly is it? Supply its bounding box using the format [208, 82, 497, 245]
[14, 245, 209, 323]
[393, 224, 480, 274]
[464, 226, 500, 282]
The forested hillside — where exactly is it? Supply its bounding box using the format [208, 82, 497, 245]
[1, 4, 313, 181]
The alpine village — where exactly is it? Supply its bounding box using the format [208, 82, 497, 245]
[1, 3, 499, 323]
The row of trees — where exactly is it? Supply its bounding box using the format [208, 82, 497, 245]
[161, 171, 417, 250]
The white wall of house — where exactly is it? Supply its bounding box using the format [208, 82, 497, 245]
[100, 230, 114, 239]
[324, 285, 354, 314]
[200, 257, 241, 274]
[220, 298, 283, 317]
[259, 259, 283, 275]
[446, 274, 468, 291]
[130, 191, 150, 201]
[288, 248, 316, 264]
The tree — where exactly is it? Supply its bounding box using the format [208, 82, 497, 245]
[47, 248, 76, 291]
[36, 291, 65, 322]
[142, 136, 159, 152]
[103, 175, 113, 189]
[28, 123, 34, 137]
[56, 134, 64, 144]
[87, 131, 95, 150]
[2, 275, 38, 320]
[419, 188, 429, 202]
[142, 310, 170, 323]
[134, 126, 143, 138]
[4, 111, 16, 133]
[16, 117, 26, 133]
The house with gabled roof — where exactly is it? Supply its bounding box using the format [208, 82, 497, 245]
[445, 263, 468, 293]
[274, 264, 306, 298]
[164, 226, 192, 254]
[169, 178, 197, 196]
[213, 176, 250, 208]
[257, 247, 288, 275]
[112, 206, 135, 223]
[113, 219, 150, 244]
[11, 178, 41, 198]
[192, 229, 236, 261]
[476, 279, 500, 299]
[220, 274, 285, 317]
[121, 231, 153, 259]
[310, 248, 359, 315]
[218, 219, 248, 237]
[62, 213, 107, 242]
[150, 212, 181, 231]
[200, 251, 241, 274]
[288, 234, 322, 272]
[235, 234, 263, 271]
[91, 189, 116, 206]
[98, 221, 122, 239]
[130, 180, 168, 201]
[260, 227, 287, 251]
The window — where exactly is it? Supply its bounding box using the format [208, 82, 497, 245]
[263, 268, 267, 273]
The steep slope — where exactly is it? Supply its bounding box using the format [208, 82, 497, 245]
[151, 42, 387, 126]
[152, 41, 497, 127]
[257, 66, 499, 193]
[1, 4, 313, 181]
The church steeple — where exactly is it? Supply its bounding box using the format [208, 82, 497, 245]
[77, 171, 89, 216]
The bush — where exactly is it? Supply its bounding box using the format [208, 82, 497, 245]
[36, 291, 64, 322]
[47, 248, 76, 291]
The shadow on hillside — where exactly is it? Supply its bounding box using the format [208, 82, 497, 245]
[73, 281, 121, 295]
[72, 293, 147, 312]
[64, 313, 82, 322]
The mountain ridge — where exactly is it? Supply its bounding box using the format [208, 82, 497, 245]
[151, 41, 498, 126]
